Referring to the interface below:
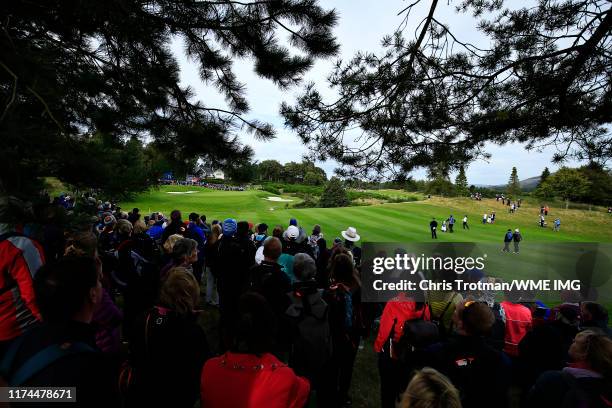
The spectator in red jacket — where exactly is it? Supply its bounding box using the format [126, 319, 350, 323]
[0, 218, 44, 354]
[201, 292, 310, 408]
[501, 291, 533, 357]
[375, 290, 431, 408]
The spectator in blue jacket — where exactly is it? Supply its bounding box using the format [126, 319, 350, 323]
[503, 229, 513, 252]
[186, 213, 206, 283]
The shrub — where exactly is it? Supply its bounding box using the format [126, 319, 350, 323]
[319, 177, 350, 208]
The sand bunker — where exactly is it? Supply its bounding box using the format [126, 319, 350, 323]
[264, 196, 293, 202]
[166, 191, 199, 194]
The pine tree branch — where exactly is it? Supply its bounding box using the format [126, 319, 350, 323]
[0, 61, 17, 122]
[25, 85, 64, 132]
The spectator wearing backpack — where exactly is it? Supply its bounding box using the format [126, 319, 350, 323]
[286, 253, 334, 407]
[500, 291, 533, 357]
[253, 223, 269, 248]
[0, 257, 119, 407]
[425, 301, 511, 408]
[375, 287, 432, 408]
[325, 253, 364, 408]
[217, 219, 256, 338]
[528, 330, 612, 408]
[201, 292, 310, 408]
[249, 237, 291, 349]
[513, 228, 522, 253]
[502, 229, 513, 252]
[125, 268, 210, 408]
[0, 214, 44, 355]
[427, 269, 464, 340]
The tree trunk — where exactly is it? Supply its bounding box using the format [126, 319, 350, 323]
[565, 199, 569, 209]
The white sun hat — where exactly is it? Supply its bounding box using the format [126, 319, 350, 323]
[341, 226, 361, 242]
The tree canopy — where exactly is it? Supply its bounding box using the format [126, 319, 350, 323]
[536, 167, 591, 207]
[1, 0, 338, 198]
[281, 0, 612, 179]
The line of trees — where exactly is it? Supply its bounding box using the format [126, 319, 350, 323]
[257, 160, 327, 185]
[535, 163, 612, 208]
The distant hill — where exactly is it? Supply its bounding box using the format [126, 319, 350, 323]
[477, 176, 541, 192]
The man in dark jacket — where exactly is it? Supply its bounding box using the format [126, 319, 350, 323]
[249, 237, 291, 314]
[161, 209, 184, 245]
[430, 218, 438, 239]
[185, 212, 206, 282]
[217, 219, 256, 334]
[0, 257, 119, 407]
[425, 301, 511, 408]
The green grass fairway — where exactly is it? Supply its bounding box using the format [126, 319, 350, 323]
[123, 185, 612, 243]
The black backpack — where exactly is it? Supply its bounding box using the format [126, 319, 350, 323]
[428, 293, 458, 340]
[394, 305, 439, 363]
[287, 291, 333, 379]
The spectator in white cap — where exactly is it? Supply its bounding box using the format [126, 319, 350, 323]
[278, 225, 312, 284]
[341, 226, 362, 267]
[512, 228, 522, 254]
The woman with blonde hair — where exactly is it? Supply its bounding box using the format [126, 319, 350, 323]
[399, 368, 461, 408]
[127, 268, 210, 408]
[162, 233, 184, 257]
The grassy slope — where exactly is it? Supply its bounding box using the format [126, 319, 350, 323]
[123, 185, 612, 242]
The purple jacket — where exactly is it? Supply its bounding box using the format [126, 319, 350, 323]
[92, 289, 123, 354]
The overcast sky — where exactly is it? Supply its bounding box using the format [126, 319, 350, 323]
[172, 0, 579, 185]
